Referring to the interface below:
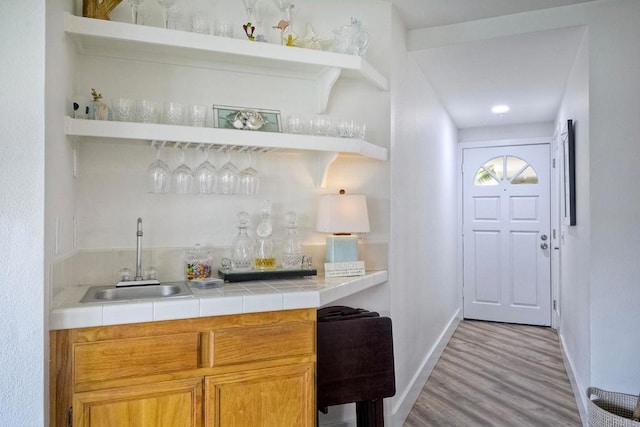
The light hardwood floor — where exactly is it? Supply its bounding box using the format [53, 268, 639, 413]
[404, 320, 582, 426]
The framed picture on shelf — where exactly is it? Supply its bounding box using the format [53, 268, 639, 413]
[213, 105, 282, 133]
[562, 119, 576, 226]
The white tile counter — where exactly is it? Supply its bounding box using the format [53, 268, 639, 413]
[50, 271, 388, 330]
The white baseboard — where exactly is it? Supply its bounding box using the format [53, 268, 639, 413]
[558, 332, 588, 426]
[387, 309, 461, 427]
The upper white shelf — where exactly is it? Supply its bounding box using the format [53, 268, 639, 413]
[63, 13, 389, 112]
[64, 117, 388, 161]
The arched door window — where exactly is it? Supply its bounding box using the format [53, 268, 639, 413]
[473, 155, 538, 186]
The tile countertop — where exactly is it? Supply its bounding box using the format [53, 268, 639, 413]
[50, 271, 388, 330]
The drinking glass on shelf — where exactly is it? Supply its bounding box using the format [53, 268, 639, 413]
[286, 115, 305, 134]
[157, 0, 177, 29]
[128, 0, 145, 24]
[194, 146, 217, 195]
[189, 104, 207, 127]
[218, 149, 238, 195]
[191, 14, 209, 34]
[215, 21, 234, 37]
[238, 151, 259, 195]
[147, 141, 171, 193]
[172, 145, 194, 194]
[357, 122, 366, 140]
[112, 98, 135, 122]
[310, 115, 331, 136]
[164, 101, 185, 125]
[336, 119, 355, 138]
[136, 99, 161, 123]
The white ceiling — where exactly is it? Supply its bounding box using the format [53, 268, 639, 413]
[413, 26, 586, 128]
[391, 0, 592, 130]
[391, 0, 597, 30]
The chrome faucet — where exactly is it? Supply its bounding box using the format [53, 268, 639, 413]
[135, 217, 144, 281]
[116, 217, 160, 287]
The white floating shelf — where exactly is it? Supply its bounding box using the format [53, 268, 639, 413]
[64, 13, 388, 113]
[64, 117, 388, 161]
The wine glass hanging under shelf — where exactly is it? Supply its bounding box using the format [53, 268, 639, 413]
[150, 140, 277, 154]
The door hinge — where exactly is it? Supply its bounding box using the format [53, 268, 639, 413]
[68, 407, 73, 427]
[553, 300, 557, 311]
[552, 158, 556, 168]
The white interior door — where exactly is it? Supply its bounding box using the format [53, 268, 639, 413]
[463, 144, 551, 326]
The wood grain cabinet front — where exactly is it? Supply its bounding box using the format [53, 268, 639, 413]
[50, 309, 316, 427]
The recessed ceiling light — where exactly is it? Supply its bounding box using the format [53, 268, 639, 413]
[492, 105, 510, 114]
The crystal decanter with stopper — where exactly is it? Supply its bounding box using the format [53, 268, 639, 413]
[281, 211, 303, 269]
[231, 211, 254, 271]
[254, 200, 276, 270]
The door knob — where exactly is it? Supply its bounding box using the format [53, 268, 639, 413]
[540, 242, 549, 250]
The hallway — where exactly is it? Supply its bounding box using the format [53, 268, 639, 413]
[404, 320, 582, 426]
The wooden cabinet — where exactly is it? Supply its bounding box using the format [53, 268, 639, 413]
[205, 364, 314, 427]
[73, 378, 203, 427]
[50, 309, 316, 427]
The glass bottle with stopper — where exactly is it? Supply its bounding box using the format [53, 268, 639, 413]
[281, 211, 303, 269]
[231, 211, 254, 271]
[254, 200, 276, 270]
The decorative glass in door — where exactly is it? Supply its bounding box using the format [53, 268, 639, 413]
[473, 155, 538, 186]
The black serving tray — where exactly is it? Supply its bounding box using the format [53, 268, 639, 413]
[218, 268, 317, 283]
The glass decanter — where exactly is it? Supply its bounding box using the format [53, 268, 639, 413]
[88, 88, 110, 120]
[231, 211, 254, 271]
[254, 200, 276, 270]
[281, 211, 303, 269]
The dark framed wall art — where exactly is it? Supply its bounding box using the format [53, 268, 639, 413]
[563, 119, 577, 226]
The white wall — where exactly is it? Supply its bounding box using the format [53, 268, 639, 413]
[458, 121, 554, 142]
[555, 29, 591, 412]
[388, 7, 460, 426]
[0, 1, 46, 424]
[585, 0, 640, 394]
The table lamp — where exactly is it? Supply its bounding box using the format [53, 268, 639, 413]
[316, 190, 370, 263]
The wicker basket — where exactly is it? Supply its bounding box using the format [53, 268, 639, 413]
[588, 387, 640, 427]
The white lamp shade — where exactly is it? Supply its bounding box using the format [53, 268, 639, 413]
[316, 194, 370, 233]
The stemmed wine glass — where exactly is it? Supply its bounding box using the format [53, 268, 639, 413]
[240, 0, 259, 40]
[238, 151, 259, 195]
[194, 146, 217, 195]
[157, 0, 177, 29]
[172, 144, 194, 194]
[128, 0, 145, 24]
[271, 0, 297, 45]
[147, 141, 171, 193]
[218, 149, 238, 195]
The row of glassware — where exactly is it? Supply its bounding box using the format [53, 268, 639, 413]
[287, 115, 366, 139]
[124, 0, 369, 55]
[81, 97, 213, 128]
[148, 144, 260, 195]
[79, 94, 369, 139]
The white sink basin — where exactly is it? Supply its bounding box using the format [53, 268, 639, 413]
[80, 282, 192, 303]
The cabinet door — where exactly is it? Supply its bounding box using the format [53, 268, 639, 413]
[205, 363, 315, 427]
[73, 378, 203, 427]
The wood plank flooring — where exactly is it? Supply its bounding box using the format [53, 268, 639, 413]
[404, 320, 582, 426]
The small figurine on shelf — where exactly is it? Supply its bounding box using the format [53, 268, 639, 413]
[243, 22, 256, 41]
[88, 88, 111, 121]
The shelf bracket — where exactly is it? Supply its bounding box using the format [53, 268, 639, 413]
[316, 67, 341, 114]
[309, 151, 339, 188]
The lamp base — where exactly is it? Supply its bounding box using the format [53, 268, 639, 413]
[325, 234, 359, 263]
